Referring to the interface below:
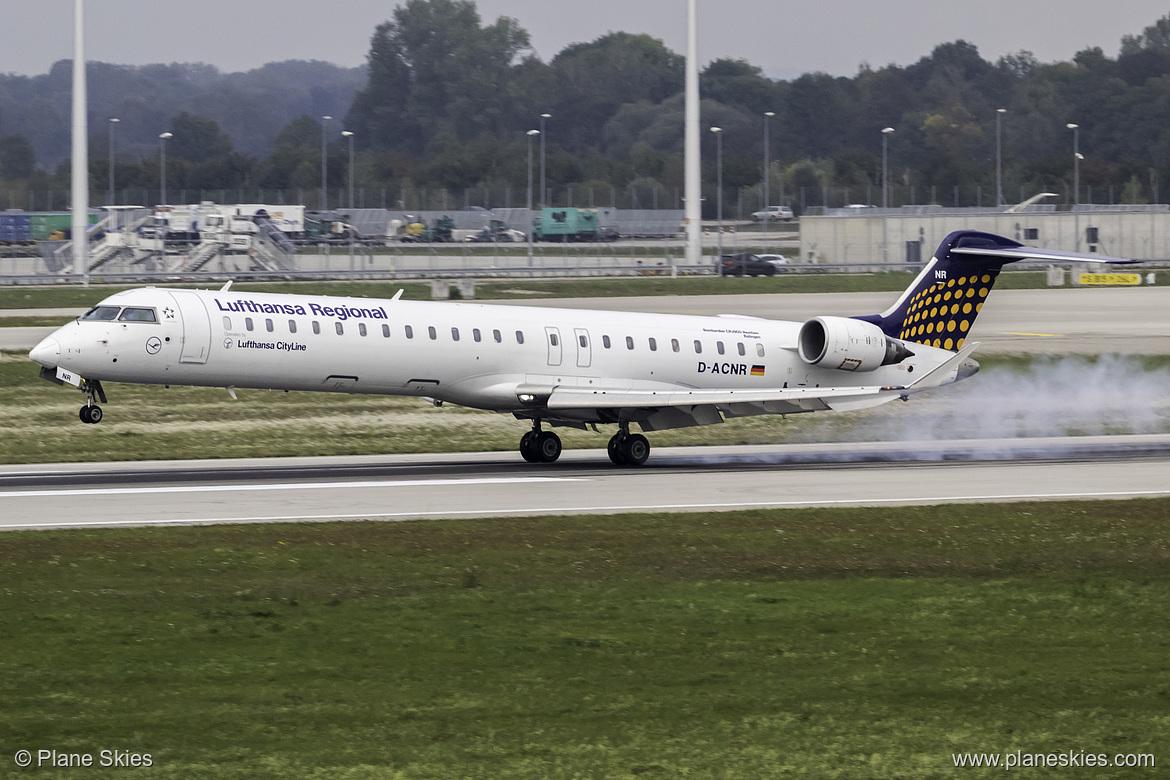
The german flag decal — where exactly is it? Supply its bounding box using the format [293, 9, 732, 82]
[750, 365, 766, 376]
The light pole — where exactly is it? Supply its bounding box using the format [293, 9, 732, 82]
[539, 113, 550, 207]
[527, 129, 539, 271]
[881, 127, 895, 208]
[763, 111, 774, 231]
[1067, 122, 1080, 205]
[158, 132, 172, 205]
[995, 108, 1006, 207]
[711, 126, 723, 273]
[341, 131, 354, 210]
[108, 118, 119, 206]
[321, 115, 332, 210]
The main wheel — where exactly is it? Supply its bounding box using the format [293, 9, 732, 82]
[535, 431, 562, 463]
[519, 431, 540, 463]
[607, 434, 627, 465]
[620, 433, 650, 466]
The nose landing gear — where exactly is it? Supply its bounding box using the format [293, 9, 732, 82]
[78, 379, 107, 425]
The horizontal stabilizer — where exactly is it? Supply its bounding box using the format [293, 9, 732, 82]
[950, 246, 1137, 264]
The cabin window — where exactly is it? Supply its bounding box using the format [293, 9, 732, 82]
[118, 307, 157, 322]
[756, 343, 765, 357]
[359, 323, 367, 337]
[515, 330, 525, 344]
[245, 317, 254, 332]
[82, 306, 120, 321]
[716, 341, 725, 355]
[265, 318, 274, 333]
[602, 335, 611, 349]
[335, 322, 344, 335]
[493, 329, 502, 343]
[405, 325, 414, 339]
[451, 327, 460, 341]
[648, 337, 657, 351]
[549, 332, 558, 347]
[625, 336, 634, 350]
[671, 338, 680, 353]
[738, 342, 746, 356]
[382, 324, 390, 338]
[222, 316, 231, 329]
[312, 321, 321, 335]
[288, 320, 297, 334]
[694, 340, 702, 354]
[428, 326, 437, 340]
[579, 334, 588, 348]
[473, 328, 482, 342]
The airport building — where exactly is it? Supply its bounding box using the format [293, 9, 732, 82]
[800, 205, 1170, 266]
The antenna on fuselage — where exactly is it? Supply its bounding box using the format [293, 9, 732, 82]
[391, 289, 404, 301]
[220, 280, 233, 292]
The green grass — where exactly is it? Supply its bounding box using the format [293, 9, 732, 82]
[0, 271, 1059, 309]
[2, 501, 1168, 778]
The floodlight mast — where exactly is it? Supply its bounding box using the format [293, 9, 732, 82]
[684, 0, 701, 267]
[71, 0, 88, 283]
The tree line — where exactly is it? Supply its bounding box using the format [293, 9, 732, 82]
[5, 0, 1170, 213]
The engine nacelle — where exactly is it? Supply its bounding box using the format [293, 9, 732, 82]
[797, 316, 912, 372]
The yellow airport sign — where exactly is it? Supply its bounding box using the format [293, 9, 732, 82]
[1078, 273, 1141, 286]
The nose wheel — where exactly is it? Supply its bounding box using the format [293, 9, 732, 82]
[77, 379, 107, 424]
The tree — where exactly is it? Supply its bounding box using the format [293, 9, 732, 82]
[0, 133, 36, 179]
[347, 0, 531, 154]
[168, 112, 234, 163]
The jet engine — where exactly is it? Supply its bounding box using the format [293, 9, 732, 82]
[797, 316, 912, 372]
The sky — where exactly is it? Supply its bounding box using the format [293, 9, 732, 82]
[2, 0, 1169, 80]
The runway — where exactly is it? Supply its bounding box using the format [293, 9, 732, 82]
[3, 435, 1169, 530]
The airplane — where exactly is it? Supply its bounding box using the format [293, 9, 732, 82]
[27, 230, 1135, 466]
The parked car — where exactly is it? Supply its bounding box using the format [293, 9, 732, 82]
[749, 205, 795, 222]
[719, 253, 784, 276]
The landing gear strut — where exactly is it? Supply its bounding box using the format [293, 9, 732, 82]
[607, 424, 650, 466]
[519, 421, 562, 463]
[79, 379, 107, 425]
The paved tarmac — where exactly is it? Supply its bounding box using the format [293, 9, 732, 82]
[3, 436, 1169, 530]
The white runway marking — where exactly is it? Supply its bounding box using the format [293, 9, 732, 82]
[2, 488, 1167, 530]
[0, 476, 583, 499]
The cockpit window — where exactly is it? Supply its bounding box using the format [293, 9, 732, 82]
[81, 306, 120, 321]
[118, 307, 157, 323]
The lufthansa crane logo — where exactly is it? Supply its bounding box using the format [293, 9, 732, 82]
[145, 336, 162, 355]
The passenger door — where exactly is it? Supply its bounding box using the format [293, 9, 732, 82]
[168, 291, 212, 364]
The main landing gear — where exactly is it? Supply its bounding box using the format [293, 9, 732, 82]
[519, 422, 562, 463]
[78, 379, 107, 425]
[516, 421, 651, 467]
[607, 425, 650, 466]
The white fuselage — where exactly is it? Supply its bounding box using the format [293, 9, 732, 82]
[34, 286, 954, 422]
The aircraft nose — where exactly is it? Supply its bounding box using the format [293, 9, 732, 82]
[29, 336, 60, 368]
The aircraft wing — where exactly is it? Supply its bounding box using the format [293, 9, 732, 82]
[546, 343, 979, 414]
[950, 246, 1138, 264]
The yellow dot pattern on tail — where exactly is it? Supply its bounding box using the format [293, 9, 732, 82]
[897, 271, 999, 351]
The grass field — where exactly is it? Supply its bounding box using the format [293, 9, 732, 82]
[0, 271, 1057, 311]
[2, 501, 1167, 778]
